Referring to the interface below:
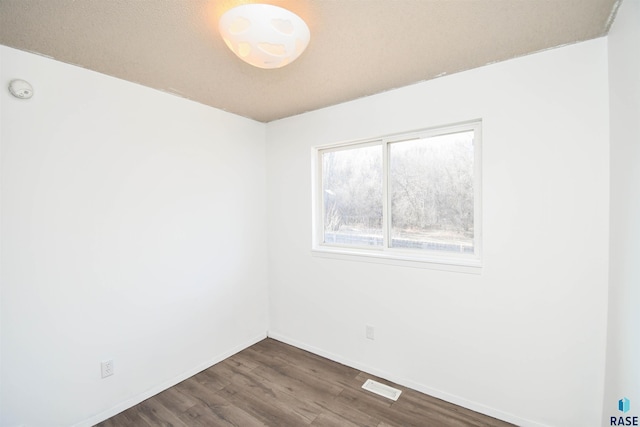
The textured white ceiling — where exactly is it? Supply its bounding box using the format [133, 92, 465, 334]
[0, 0, 619, 122]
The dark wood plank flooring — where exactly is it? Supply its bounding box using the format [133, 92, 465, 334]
[96, 338, 514, 427]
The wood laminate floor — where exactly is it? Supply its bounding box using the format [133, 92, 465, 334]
[96, 338, 515, 427]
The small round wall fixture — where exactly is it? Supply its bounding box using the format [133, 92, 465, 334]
[8, 79, 34, 99]
[219, 4, 310, 69]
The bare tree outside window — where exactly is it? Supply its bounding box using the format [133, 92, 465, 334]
[389, 131, 474, 253]
[322, 145, 383, 246]
[315, 121, 481, 266]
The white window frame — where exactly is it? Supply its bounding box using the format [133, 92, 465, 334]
[311, 120, 482, 272]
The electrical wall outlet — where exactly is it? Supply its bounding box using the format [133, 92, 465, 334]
[101, 360, 114, 378]
[366, 325, 375, 340]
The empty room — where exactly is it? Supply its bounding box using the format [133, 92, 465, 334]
[0, 1, 638, 426]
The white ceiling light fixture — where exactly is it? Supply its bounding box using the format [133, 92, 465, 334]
[219, 3, 310, 69]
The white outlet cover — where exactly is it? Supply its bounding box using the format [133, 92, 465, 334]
[101, 360, 114, 378]
[366, 325, 375, 340]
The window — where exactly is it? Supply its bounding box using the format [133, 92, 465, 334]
[312, 121, 482, 268]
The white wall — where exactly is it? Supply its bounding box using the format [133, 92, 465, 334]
[0, 30, 619, 427]
[266, 39, 610, 427]
[0, 43, 3, 427]
[603, 0, 640, 424]
[0, 46, 268, 427]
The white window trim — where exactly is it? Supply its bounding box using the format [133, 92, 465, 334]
[311, 120, 482, 272]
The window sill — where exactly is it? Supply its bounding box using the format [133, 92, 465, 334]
[311, 246, 482, 274]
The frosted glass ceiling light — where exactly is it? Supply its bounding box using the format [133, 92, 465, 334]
[219, 4, 310, 69]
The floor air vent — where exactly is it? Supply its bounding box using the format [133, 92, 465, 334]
[361, 379, 402, 401]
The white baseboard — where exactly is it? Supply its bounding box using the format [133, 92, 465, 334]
[267, 331, 548, 427]
[74, 332, 267, 427]
[74, 330, 549, 427]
